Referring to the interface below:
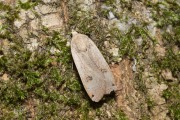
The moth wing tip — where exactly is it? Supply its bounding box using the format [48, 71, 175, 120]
[90, 91, 105, 102]
[92, 96, 102, 102]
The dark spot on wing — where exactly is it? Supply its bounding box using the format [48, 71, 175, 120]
[86, 76, 92, 82]
[101, 69, 107, 73]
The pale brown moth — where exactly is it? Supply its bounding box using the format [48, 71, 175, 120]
[71, 31, 117, 102]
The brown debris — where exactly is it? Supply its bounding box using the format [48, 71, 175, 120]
[24, 98, 36, 119]
[154, 29, 166, 57]
[61, 0, 69, 24]
[161, 69, 177, 81]
[1, 73, 9, 81]
[154, 44, 166, 57]
[111, 58, 141, 120]
[1, 0, 16, 6]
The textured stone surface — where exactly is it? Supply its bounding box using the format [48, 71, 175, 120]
[27, 38, 39, 51]
[35, 4, 58, 15]
[77, 0, 96, 11]
[1, 39, 10, 55]
[151, 105, 170, 120]
[41, 14, 63, 28]
[109, 48, 119, 57]
[0, 0, 16, 6]
[0, 73, 9, 81]
[42, 0, 58, 3]
[148, 84, 168, 105]
[1, 0, 178, 119]
[19, 27, 29, 39]
[30, 19, 39, 30]
[111, 59, 143, 120]
[161, 69, 177, 81]
[14, 10, 27, 28]
[142, 67, 170, 119]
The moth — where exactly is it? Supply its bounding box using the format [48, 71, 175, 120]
[71, 31, 117, 102]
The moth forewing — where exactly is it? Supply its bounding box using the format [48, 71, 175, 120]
[71, 45, 106, 102]
[71, 32, 116, 102]
[87, 39, 117, 94]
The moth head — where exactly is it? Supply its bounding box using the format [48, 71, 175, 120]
[72, 29, 78, 37]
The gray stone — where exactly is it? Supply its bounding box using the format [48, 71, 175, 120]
[109, 19, 130, 33]
[108, 11, 116, 20]
[147, 22, 157, 37]
[77, 0, 96, 11]
[166, 25, 172, 33]
[134, 37, 143, 46]
[101, 5, 112, 10]
[154, 44, 166, 57]
[19, 27, 29, 39]
[41, 14, 63, 29]
[27, 38, 39, 51]
[14, 10, 27, 28]
[161, 69, 177, 81]
[116, 21, 130, 32]
[30, 19, 39, 30]
[42, 0, 58, 3]
[77, 0, 94, 5]
[104, 41, 110, 48]
[132, 58, 137, 72]
[151, 105, 170, 120]
[50, 47, 60, 54]
[35, 4, 58, 15]
[148, 84, 168, 105]
[27, 10, 35, 19]
[20, 0, 28, 3]
[109, 48, 119, 57]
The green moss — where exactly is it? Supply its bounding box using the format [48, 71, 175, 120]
[115, 110, 128, 120]
[0, 4, 19, 23]
[0, 2, 11, 11]
[150, 2, 180, 118]
[36, 102, 60, 119]
[78, 101, 91, 120]
[109, 25, 155, 59]
[0, 35, 81, 118]
[68, 10, 107, 40]
[134, 66, 148, 97]
[104, 0, 116, 5]
[163, 83, 180, 120]
[169, 103, 180, 120]
[146, 97, 156, 110]
[1, 0, 179, 119]
[109, 27, 135, 58]
[150, 1, 180, 28]
[18, 0, 39, 10]
[152, 46, 180, 79]
[0, 81, 27, 105]
[0, 16, 82, 117]
[162, 51, 179, 73]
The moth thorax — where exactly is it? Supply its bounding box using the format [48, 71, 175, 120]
[76, 39, 87, 52]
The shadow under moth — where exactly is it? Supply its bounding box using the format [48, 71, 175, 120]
[71, 31, 117, 102]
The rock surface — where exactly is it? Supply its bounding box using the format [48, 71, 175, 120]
[0, 0, 179, 119]
[111, 59, 143, 120]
